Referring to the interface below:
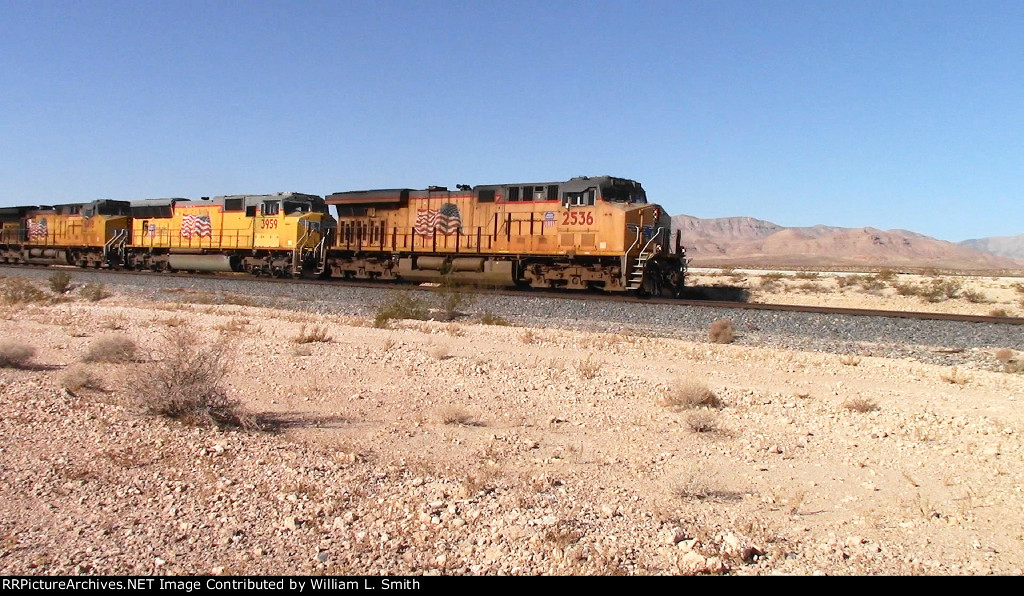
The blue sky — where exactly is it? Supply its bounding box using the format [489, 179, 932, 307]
[1, 0, 1021, 241]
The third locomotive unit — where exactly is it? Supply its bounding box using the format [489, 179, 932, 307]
[0, 176, 687, 296]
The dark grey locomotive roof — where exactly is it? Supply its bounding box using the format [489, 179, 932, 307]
[327, 176, 642, 204]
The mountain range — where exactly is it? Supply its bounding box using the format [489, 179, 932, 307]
[671, 214, 1023, 270]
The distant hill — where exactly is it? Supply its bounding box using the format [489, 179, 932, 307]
[959, 234, 1024, 260]
[672, 214, 1022, 270]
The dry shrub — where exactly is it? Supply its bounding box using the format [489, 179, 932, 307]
[82, 335, 137, 363]
[843, 397, 878, 413]
[708, 319, 734, 344]
[1, 278, 47, 304]
[48, 271, 72, 294]
[61, 364, 101, 392]
[373, 293, 428, 328]
[839, 355, 861, 366]
[686, 410, 720, 433]
[0, 341, 35, 368]
[479, 312, 511, 326]
[660, 380, 721, 410]
[519, 329, 537, 344]
[575, 355, 601, 379]
[990, 308, 1009, 317]
[940, 367, 969, 385]
[132, 326, 253, 429]
[430, 345, 451, 360]
[293, 324, 332, 344]
[438, 407, 482, 427]
[962, 289, 990, 304]
[79, 283, 111, 302]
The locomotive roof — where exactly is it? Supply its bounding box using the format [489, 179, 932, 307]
[326, 176, 641, 203]
[213, 192, 324, 204]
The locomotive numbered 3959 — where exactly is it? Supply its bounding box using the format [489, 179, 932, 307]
[0, 176, 687, 296]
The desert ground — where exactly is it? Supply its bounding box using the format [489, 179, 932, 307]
[1, 270, 1023, 575]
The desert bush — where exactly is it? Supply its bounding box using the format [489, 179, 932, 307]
[659, 380, 722, 410]
[437, 406, 482, 426]
[293, 324, 332, 344]
[373, 293, 428, 328]
[0, 278, 47, 304]
[430, 345, 451, 360]
[989, 308, 1009, 317]
[894, 282, 922, 297]
[940, 367, 969, 385]
[995, 349, 1022, 374]
[132, 326, 253, 429]
[82, 335, 137, 363]
[519, 329, 537, 344]
[835, 275, 862, 289]
[61, 364, 101, 392]
[843, 397, 878, 413]
[79, 283, 111, 302]
[708, 319, 734, 344]
[686, 410, 720, 433]
[961, 289, 990, 304]
[576, 355, 601, 379]
[479, 312, 511, 326]
[48, 271, 72, 294]
[0, 341, 35, 368]
[875, 269, 898, 282]
[435, 277, 475, 321]
[794, 271, 819, 280]
[839, 355, 861, 366]
[923, 279, 962, 303]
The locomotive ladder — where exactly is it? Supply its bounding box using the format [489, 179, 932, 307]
[626, 252, 649, 291]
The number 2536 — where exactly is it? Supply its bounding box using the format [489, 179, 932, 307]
[562, 211, 594, 226]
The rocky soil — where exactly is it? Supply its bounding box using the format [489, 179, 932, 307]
[1, 270, 1023, 575]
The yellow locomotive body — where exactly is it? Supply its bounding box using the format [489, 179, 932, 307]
[126, 192, 330, 276]
[323, 176, 685, 294]
[0, 200, 130, 267]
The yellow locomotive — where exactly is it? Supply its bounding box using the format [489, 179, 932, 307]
[322, 176, 685, 295]
[0, 200, 130, 267]
[125, 192, 331, 276]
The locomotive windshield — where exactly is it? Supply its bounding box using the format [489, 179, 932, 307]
[601, 181, 647, 203]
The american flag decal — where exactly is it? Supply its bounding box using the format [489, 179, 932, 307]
[27, 218, 48, 240]
[181, 214, 212, 238]
[415, 203, 462, 236]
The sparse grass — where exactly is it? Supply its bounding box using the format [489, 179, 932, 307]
[708, 319, 734, 344]
[61, 364, 101, 392]
[48, 271, 72, 294]
[435, 277, 475, 321]
[686, 410, 720, 433]
[79, 283, 111, 302]
[843, 397, 879, 412]
[132, 326, 255, 429]
[293, 324, 332, 344]
[479, 312, 511, 326]
[875, 269, 898, 282]
[940, 367, 969, 385]
[575, 355, 601, 379]
[82, 335, 137, 363]
[163, 289, 259, 307]
[0, 341, 35, 368]
[519, 329, 537, 344]
[839, 354, 862, 366]
[1, 278, 47, 304]
[373, 293, 428, 328]
[659, 380, 722, 410]
[381, 338, 396, 351]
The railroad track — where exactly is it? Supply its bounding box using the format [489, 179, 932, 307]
[3, 263, 1021, 327]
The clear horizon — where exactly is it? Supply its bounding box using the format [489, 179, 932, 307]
[1, 1, 1021, 243]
